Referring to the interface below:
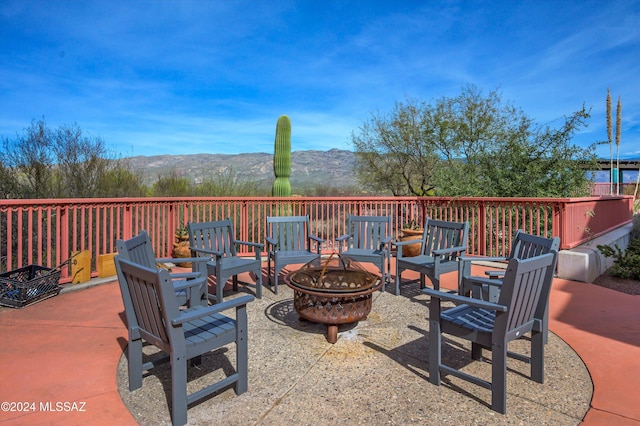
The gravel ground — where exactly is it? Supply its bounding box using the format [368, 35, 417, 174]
[592, 269, 640, 295]
[117, 281, 592, 425]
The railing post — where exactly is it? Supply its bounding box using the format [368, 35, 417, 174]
[241, 201, 249, 244]
[123, 205, 133, 240]
[478, 201, 486, 256]
[5, 208, 13, 270]
[552, 201, 563, 248]
[59, 205, 69, 279]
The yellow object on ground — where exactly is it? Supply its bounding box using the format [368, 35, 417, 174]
[71, 250, 91, 284]
[98, 253, 116, 278]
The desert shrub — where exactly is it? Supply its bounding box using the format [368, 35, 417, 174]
[598, 238, 640, 280]
[631, 212, 640, 240]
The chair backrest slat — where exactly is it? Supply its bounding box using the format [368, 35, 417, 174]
[116, 230, 156, 268]
[510, 231, 560, 261]
[267, 216, 311, 251]
[422, 218, 468, 260]
[347, 215, 391, 250]
[189, 219, 237, 257]
[496, 252, 555, 333]
[116, 256, 181, 351]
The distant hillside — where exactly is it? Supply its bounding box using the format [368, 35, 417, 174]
[126, 149, 358, 190]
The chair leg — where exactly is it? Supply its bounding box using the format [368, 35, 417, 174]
[128, 337, 143, 391]
[255, 266, 262, 299]
[171, 352, 188, 426]
[236, 304, 249, 395]
[531, 330, 544, 383]
[380, 262, 387, 292]
[491, 340, 508, 414]
[273, 265, 281, 294]
[431, 276, 440, 291]
[471, 342, 483, 360]
[385, 255, 391, 292]
[394, 269, 402, 296]
[232, 275, 239, 292]
[542, 301, 549, 344]
[216, 273, 225, 303]
[429, 302, 442, 385]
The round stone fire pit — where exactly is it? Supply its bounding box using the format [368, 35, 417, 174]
[286, 254, 381, 343]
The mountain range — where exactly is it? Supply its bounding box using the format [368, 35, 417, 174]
[126, 148, 359, 190]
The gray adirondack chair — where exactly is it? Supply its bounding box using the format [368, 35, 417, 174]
[116, 230, 210, 307]
[458, 230, 560, 342]
[393, 218, 469, 296]
[265, 215, 324, 294]
[336, 215, 392, 291]
[115, 256, 253, 426]
[424, 251, 557, 414]
[188, 219, 264, 302]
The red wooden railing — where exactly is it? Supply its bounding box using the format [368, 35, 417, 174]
[0, 196, 634, 283]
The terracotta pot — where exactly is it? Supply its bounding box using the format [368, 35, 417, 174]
[400, 228, 423, 257]
[172, 240, 192, 267]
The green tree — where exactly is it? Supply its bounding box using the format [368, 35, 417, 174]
[352, 98, 440, 196]
[0, 160, 18, 199]
[194, 168, 268, 196]
[1, 118, 147, 198]
[151, 169, 192, 197]
[351, 86, 598, 197]
[51, 123, 114, 197]
[98, 162, 147, 197]
[1, 119, 56, 198]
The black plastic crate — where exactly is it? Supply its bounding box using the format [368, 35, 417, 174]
[0, 265, 62, 308]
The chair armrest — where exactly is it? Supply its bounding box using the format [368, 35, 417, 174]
[468, 276, 504, 288]
[265, 236, 277, 247]
[381, 236, 393, 245]
[458, 255, 507, 263]
[189, 247, 224, 257]
[310, 235, 325, 243]
[169, 271, 202, 280]
[392, 239, 416, 247]
[423, 288, 508, 312]
[156, 256, 209, 265]
[393, 239, 417, 259]
[234, 240, 265, 250]
[432, 245, 467, 256]
[171, 294, 255, 325]
[172, 277, 207, 291]
[335, 234, 349, 242]
[485, 270, 505, 278]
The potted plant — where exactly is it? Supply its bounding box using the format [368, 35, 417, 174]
[172, 225, 192, 267]
[399, 220, 423, 257]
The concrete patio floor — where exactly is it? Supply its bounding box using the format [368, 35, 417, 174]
[0, 260, 638, 425]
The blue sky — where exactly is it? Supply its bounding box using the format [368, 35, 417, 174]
[1, 1, 639, 160]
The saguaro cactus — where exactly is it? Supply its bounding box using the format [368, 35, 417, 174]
[272, 115, 292, 197]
